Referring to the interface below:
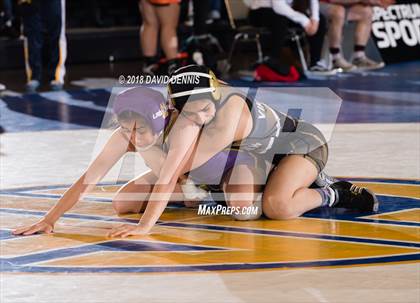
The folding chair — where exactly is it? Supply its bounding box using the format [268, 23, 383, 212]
[224, 0, 315, 78]
[224, 0, 270, 72]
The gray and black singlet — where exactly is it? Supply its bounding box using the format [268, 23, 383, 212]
[224, 92, 329, 172]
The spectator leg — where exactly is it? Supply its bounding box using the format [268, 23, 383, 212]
[348, 4, 373, 47]
[139, 0, 159, 57]
[326, 4, 345, 49]
[42, 0, 66, 84]
[22, 2, 43, 82]
[156, 3, 180, 60]
[307, 14, 327, 66]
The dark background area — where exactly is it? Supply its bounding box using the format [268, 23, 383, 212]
[0, 0, 236, 70]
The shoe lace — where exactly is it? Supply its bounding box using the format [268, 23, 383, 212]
[350, 184, 363, 195]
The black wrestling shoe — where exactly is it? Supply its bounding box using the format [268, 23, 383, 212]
[329, 181, 379, 212]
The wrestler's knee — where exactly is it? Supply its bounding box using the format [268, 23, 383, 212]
[262, 194, 297, 220]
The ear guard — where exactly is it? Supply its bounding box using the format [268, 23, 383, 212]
[168, 69, 221, 108]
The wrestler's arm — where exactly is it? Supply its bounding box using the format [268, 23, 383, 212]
[13, 128, 130, 235]
[134, 96, 252, 230]
[138, 95, 252, 177]
[107, 96, 252, 237]
[108, 120, 201, 237]
[138, 146, 167, 177]
[180, 95, 253, 171]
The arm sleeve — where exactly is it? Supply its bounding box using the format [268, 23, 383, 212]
[271, 0, 310, 28]
[310, 0, 320, 21]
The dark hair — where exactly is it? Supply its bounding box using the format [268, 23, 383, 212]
[116, 110, 144, 123]
[108, 110, 146, 130]
[174, 92, 215, 111]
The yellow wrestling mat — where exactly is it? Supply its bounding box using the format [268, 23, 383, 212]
[1, 177, 418, 274]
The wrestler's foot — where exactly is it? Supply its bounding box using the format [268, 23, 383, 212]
[329, 181, 379, 212]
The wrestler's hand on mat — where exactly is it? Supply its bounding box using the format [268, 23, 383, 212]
[107, 224, 150, 238]
[12, 219, 54, 236]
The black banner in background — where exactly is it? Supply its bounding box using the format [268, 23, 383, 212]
[371, 0, 420, 63]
